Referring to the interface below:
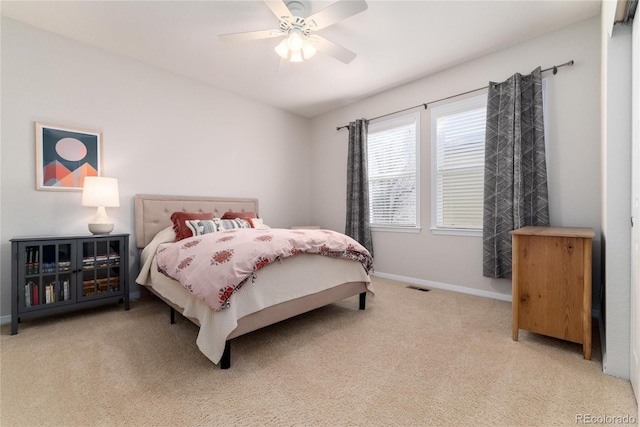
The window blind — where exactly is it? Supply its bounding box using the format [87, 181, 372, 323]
[368, 114, 418, 227]
[434, 100, 486, 230]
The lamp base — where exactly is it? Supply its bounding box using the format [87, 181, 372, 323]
[88, 222, 114, 235]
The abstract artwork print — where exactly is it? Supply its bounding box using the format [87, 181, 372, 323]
[36, 122, 102, 191]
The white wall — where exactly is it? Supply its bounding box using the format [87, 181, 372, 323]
[310, 18, 602, 301]
[0, 18, 312, 317]
[600, 3, 633, 378]
[630, 7, 640, 403]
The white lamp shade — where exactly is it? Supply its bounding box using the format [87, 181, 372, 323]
[287, 30, 304, 51]
[82, 177, 120, 208]
[289, 49, 303, 63]
[275, 32, 318, 63]
[275, 39, 289, 59]
[302, 40, 317, 59]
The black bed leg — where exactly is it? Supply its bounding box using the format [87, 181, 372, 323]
[359, 292, 366, 310]
[170, 307, 175, 324]
[221, 341, 231, 369]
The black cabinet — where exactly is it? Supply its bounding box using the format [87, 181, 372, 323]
[11, 234, 129, 334]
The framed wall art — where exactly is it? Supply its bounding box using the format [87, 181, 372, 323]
[35, 122, 102, 191]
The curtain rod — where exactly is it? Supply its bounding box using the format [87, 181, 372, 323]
[336, 60, 574, 131]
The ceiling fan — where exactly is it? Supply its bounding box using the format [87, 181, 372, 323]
[218, 0, 368, 64]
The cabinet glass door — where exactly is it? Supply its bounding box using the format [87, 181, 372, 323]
[21, 242, 74, 310]
[80, 239, 122, 300]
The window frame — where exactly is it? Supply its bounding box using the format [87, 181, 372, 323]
[367, 112, 421, 233]
[430, 94, 488, 237]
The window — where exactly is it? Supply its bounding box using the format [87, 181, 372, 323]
[431, 94, 487, 236]
[367, 112, 420, 232]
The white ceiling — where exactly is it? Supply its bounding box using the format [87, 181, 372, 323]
[1, 0, 601, 118]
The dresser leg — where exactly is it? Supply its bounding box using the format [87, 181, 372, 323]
[583, 344, 591, 360]
[512, 235, 519, 342]
[583, 320, 592, 360]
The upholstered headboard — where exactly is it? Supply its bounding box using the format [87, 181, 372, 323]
[134, 194, 259, 249]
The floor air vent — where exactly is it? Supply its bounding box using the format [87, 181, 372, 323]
[407, 285, 430, 292]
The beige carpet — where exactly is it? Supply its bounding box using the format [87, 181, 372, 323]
[1, 276, 637, 426]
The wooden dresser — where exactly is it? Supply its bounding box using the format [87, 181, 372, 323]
[510, 226, 595, 359]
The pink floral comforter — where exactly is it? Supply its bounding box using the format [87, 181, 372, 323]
[156, 228, 373, 311]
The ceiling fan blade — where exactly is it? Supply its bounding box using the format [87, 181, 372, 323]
[263, 0, 292, 20]
[219, 29, 282, 43]
[314, 35, 357, 64]
[307, 0, 368, 30]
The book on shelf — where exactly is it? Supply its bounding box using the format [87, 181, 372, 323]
[24, 281, 39, 307]
[82, 280, 95, 296]
[25, 248, 31, 274]
[44, 283, 56, 304]
[25, 247, 41, 275]
[24, 282, 31, 307]
[82, 255, 120, 269]
[82, 276, 120, 294]
[35, 261, 58, 274]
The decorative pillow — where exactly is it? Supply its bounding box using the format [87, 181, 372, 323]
[184, 218, 252, 236]
[222, 211, 258, 219]
[185, 219, 225, 237]
[171, 212, 214, 241]
[220, 218, 252, 229]
[247, 218, 271, 230]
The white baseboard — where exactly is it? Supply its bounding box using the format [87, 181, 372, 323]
[372, 271, 512, 302]
[0, 291, 141, 326]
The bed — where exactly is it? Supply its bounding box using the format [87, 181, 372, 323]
[134, 194, 373, 368]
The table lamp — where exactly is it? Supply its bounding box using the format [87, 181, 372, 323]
[82, 176, 120, 234]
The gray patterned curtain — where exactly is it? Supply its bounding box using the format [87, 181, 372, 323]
[346, 119, 374, 257]
[483, 67, 549, 278]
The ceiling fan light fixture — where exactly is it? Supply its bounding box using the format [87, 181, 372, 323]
[276, 28, 313, 62]
[302, 39, 317, 59]
[275, 39, 290, 59]
[219, 0, 368, 65]
[290, 49, 304, 63]
[287, 29, 304, 51]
